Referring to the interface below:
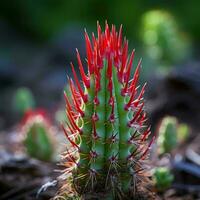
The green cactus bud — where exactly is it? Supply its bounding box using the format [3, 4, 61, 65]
[157, 116, 178, 154]
[22, 109, 54, 161]
[141, 10, 191, 66]
[58, 23, 155, 199]
[153, 167, 174, 192]
[13, 87, 35, 115]
[177, 123, 189, 143]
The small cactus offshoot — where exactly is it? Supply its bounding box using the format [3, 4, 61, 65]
[153, 167, 174, 192]
[157, 116, 190, 155]
[13, 87, 35, 115]
[61, 23, 154, 199]
[157, 116, 178, 154]
[21, 109, 54, 161]
[141, 10, 191, 65]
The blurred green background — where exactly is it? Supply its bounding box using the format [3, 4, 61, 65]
[0, 0, 199, 129]
[1, 0, 200, 42]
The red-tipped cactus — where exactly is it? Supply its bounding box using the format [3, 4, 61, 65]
[21, 109, 55, 161]
[61, 23, 154, 199]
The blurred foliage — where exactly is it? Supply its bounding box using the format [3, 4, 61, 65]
[157, 116, 190, 154]
[153, 167, 174, 192]
[141, 10, 191, 66]
[0, 0, 199, 43]
[0, 0, 199, 84]
[13, 87, 35, 115]
[177, 123, 190, 143]
[55, 109, 66, 124]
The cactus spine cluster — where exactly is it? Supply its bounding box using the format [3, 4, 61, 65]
[61, 23, 154, 199]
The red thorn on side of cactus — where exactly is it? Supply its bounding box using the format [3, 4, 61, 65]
[76, 49, 90, 88]
[128, 102, 144, 127]
[141, 136, 155, 160]
[141, 127, 151, 142]
[85, 31, 94, 74]
[68, 80, 84, 117]
[70, 62, 88, 103]
[62, 124, 80, 151]
[121, 50, 135, 96]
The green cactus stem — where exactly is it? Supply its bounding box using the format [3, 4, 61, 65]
[157, 116, 177, 154]
[61, 23, 154, 199]
[22, 109, 54, 161]
[153, 167, 174, 192]
[13, 87, 35, 115]
[157, 116, 190, 155]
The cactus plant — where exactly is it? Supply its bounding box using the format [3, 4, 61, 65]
[153, 167, 174, 192]
[13, 87, 35, 115]
[157, 116, 190, 155]
[141, 10, 191, 67]
[157, 116, 178, 154]
[21, 109, 54, 161]
[60, 23, 154, 199]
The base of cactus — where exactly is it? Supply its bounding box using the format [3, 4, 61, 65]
[56, 190, 154, 200]
[56, 174, 155, 200]
[82, 192, 151, 200]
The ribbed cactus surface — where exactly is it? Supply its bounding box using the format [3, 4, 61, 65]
[22, 109, 54, 161]
[157, 116, 177, 154]
[62, 23, 154, 199]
